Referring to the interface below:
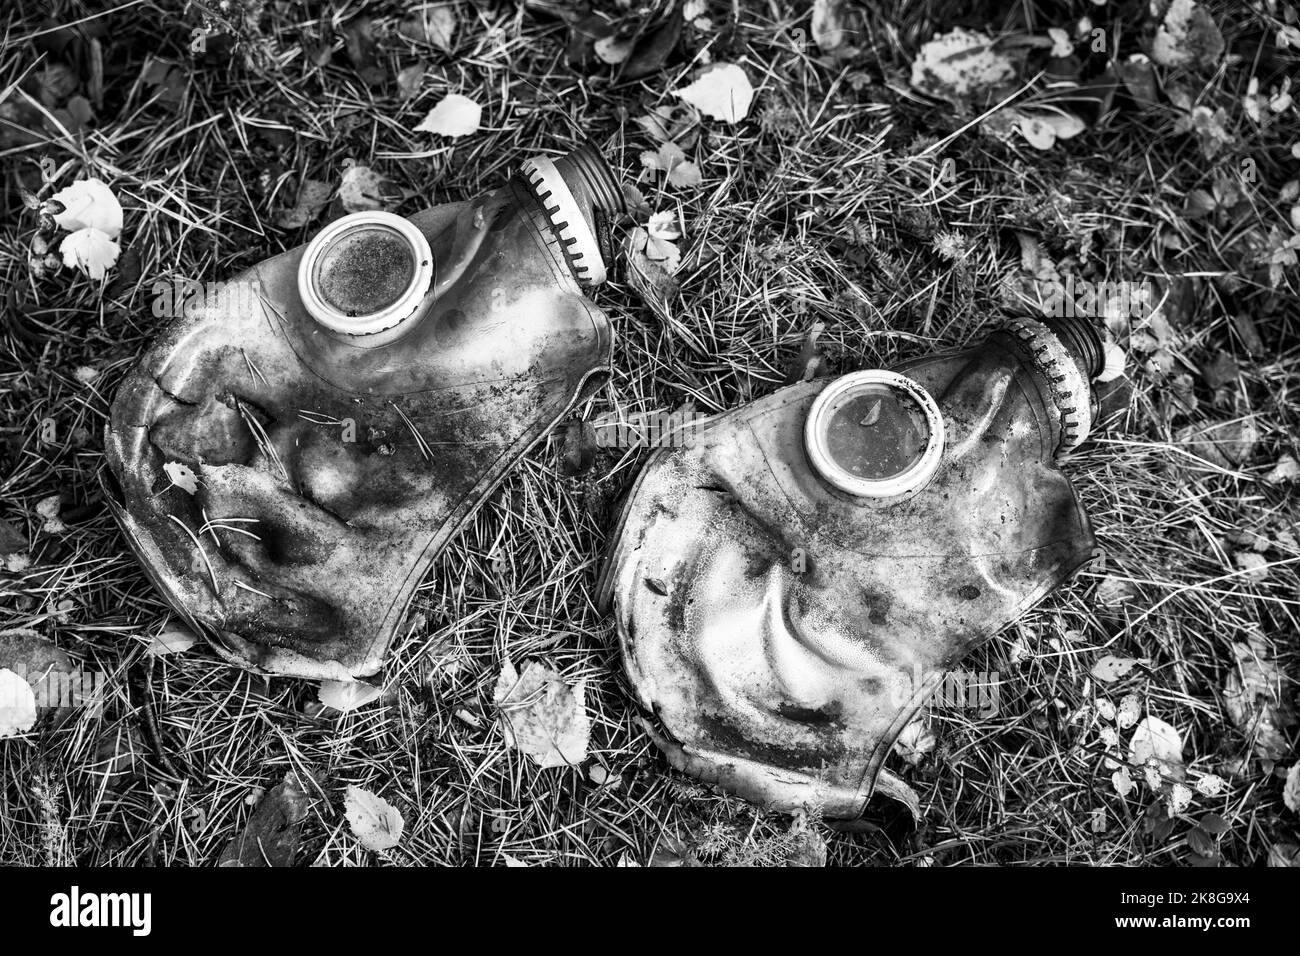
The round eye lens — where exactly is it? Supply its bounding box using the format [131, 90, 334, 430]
[316, 227, 416, 316]
[298, 212, 434, 337]
[804, 370, 944, 498]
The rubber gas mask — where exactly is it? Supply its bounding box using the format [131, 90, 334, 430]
[106, 145, 625, 681]
[597, 317, 1105, 816]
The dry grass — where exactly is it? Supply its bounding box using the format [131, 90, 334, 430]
[0, 0, 1297, 866]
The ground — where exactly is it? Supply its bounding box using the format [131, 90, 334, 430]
[0, 0, 1297, 866]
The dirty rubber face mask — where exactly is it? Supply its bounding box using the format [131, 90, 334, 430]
[597, 317, 1106, 817]
[105, 144, 625, 681]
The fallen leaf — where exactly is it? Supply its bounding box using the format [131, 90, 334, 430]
[1047, 27, 1073, 59]
[338, 163, 393, 213]
[1095, 574, 1137, 606]
[1097, 341, 1127, 382]
[1268, 843, 1300, 866]
[399, 4, 457, 52]
[1167, 782, 1193, 814]
[1096, 698, 1117, 721]
[341, 16, 386, 86]
[910, 28, 1016, 107]
[1000, 107, 1086, 150]
[1119, 53, 1158, 108]
[60, 227, 120, 280]
[318, 680, 383, 713]
[36, 495, 65, 534]
[493, 659, 590, 768]
[674, 63, 755, 124]
[812, 0, 849, 53]
[219, 771, 312, 867]
[594, 34, 635, 65]
[640, 141, 702, 188]
[893, 718, 936, 766]
[1151, 0, 1224, 70]
[1112, 765, 1135, 798]
[1116, 693, 1141, 730]
[343, 785, 404, 851]
[49, 178, 123, 237]
[0, 667, 37, 737]
[1091, 656, 1146, 683]
[1223, 634, 1292, 760]
[1195, 774, 1225, 797]
[1285, 764, 1299, 812]
[163, 460, 198, 495]
[396, 63, 426, 101]
[1129, 716, 1184, 772]
[274, 179, 333, 230]
[148, 621, 197, 656]
[1263, 454, 1300, 484]
[414, 93, 481, 138]
[1234, 551, 1269, 579]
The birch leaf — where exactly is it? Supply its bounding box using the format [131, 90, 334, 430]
[0, 668, 37, 737]
[414, 93, 481, 138]
[50, 178, 123, 237]
[59, 227, 120, 279]
[343, 785, 404, 851]
[674, 63, 755, 123]
[493, 659, 590, 768]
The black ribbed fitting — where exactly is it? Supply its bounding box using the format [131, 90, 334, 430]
[554, 144, 626, 217]
[1043, 316, 1104, 377]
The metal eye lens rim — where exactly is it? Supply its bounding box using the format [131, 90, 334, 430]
[804, 369, 946, 499]
[297, 211, 434, 337]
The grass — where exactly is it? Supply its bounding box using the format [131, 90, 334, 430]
[1, 0, 1297, 866]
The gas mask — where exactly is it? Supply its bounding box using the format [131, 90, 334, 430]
[105, 144, 625, 681]
[597, 317, 1105, 816]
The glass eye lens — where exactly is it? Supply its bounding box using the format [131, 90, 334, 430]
[314, 226, 416, 317]
[823, 383, 930, 481]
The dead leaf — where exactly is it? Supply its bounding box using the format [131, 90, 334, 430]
[1223, 633, 1292, 760]
[219, 771, 312, 867]
[414, 93, 481, 138]
[674, 63, 755, 123]
[1129, 716, 1184, 773]
[148, 621, 197, 656]
[1263, 454, 1300, 484]
[50, 178, 123, 237]
[1285, 764, 1300, 813]
[36, 495, 65, 533]
[812, 0, 849, 53]
[0, 667, 37, 737]
[396, 63, 426, 101]
[163, 460, 198, 495]
[343, 785, 404, 851]
[640, 141, 701, 188]
[1151, 0, 1224, 70]
[275, 179, 333, 230]
[399, 4, 456, 52]
[338, 163, 394, 213]
[59, 227, 120, 279]
[1117, 694, 1141, 730]
[1091, 656, 1147, 683]
[1112, 766, 1135, 798]
[341, 16, 386, 86]
[910, 28, 1016, 108]
[318, 680, 383, 712]
[893, 717, 936, 766]
[493, 658, 590, 768]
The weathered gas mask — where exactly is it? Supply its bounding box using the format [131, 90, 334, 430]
[598, 317, 1105, 816]
[106, 145, 625, 681]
